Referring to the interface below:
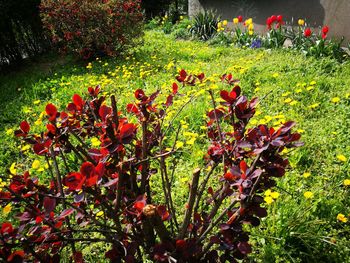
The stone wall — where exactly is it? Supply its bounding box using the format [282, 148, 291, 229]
[188, 0, 350, 40]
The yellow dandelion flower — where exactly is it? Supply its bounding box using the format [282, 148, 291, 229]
[96, 211, 104, 217]
[3, 203, 12, 215]
[303, 191, 314, 199]
[176, 141, 184, 148]
[32, 160, 41, 170]
[344, 179, 350, 186]
[186, 137, 196, 145]
[337, 213, 348, 223]
[21, 145, 31, 152]
[310, 81, 316, 85]
[264, 189, 272, 196]
[271, 192, 280, 199]
[309, 103, 319, 109]
[264, 196, 274, 205]
[33, 100, 41, 105]
[272, 73, 279, 78]
[34, 118, 42, 126]
[331, 97, 340, 103]
[6, 128, 14, 136]
[10, 162, 16, 175]
[303, 172, 311, 178]
[337, 154, 347, 162]
[290, 100, 298, 106]
[284, 98, 292, 104]
[91, 138, 101, 147]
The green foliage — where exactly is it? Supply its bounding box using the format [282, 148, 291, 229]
[189, 10, 220, 41]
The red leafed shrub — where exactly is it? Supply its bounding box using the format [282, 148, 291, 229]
[0, 70, 302, 262]
[40, 0, 143, 59]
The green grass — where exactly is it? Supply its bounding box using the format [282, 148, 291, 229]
[1, 30, 350, 262]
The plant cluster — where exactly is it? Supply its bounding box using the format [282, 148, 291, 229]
[40, 0, 143, 59]
[188, 10, 221, 41]
[154, 12, 349, 62]
[0, 69, 302, 262]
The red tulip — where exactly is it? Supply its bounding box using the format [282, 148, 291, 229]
[321, 26, 329, 39]
[277, 15, 283, 23]
[266, 17, 273, 29]
[271, 15, 277, 22]
[322, 25, 329, 34]
[304, 28, 312, 37]
[237, 15, 243, 22]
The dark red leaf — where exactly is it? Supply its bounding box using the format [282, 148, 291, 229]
[157, 205, 170, 221]
[43, 197, 56, 214]
[46, 103, 58, 119]
[197, 73, 205, 81]
[80, 162, 95, 177]
[165, 95, 173, 107]
[179, 69, 187, 79]
[208, 108, 225, 120]
[172, 83, 179, 94]
[99, 105, 112, 122]
[126, 103, 140, 114]
[120, 123, 137, 139]
[135, 89, 145, 100]
[58, 208, 75, 219]
[20, 121, 30, 134]
[63, 172, 85, 191]
[73, 251, 84, 263]
[46, 123, 56, 134]
[237, 242, 252, 255]
[73, 94, 84, 109]
[1, 222, 13, 235]
[7, 250, 24, 262]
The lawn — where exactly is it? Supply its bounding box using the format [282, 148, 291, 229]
[1, 30, 350, 262]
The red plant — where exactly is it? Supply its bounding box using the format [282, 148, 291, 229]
[266, 14, 283, 30]
[1, 70, 302, 262]
[237, 15, 243, 23]
[321, 25, 329, 39]
[40, 0, 143, 59]
[304, 28, 312, 37]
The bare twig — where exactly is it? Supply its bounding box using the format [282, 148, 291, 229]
[178, 168, 201, 239]
[193, 163, 218, 215]
[197, 198, 239, 243]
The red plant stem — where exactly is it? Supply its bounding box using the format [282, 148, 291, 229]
[50, 147, 76, 253]
[159, 156, 179, 230]
[162, 95, 195, 138]
[197, 198, 239, 243]
[140, 117, 148, 194]
[208, 90, 224, 144]
[193, 163, 218, 215]
[110, 95, 119, 128]
[178, 168, 201, 239]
